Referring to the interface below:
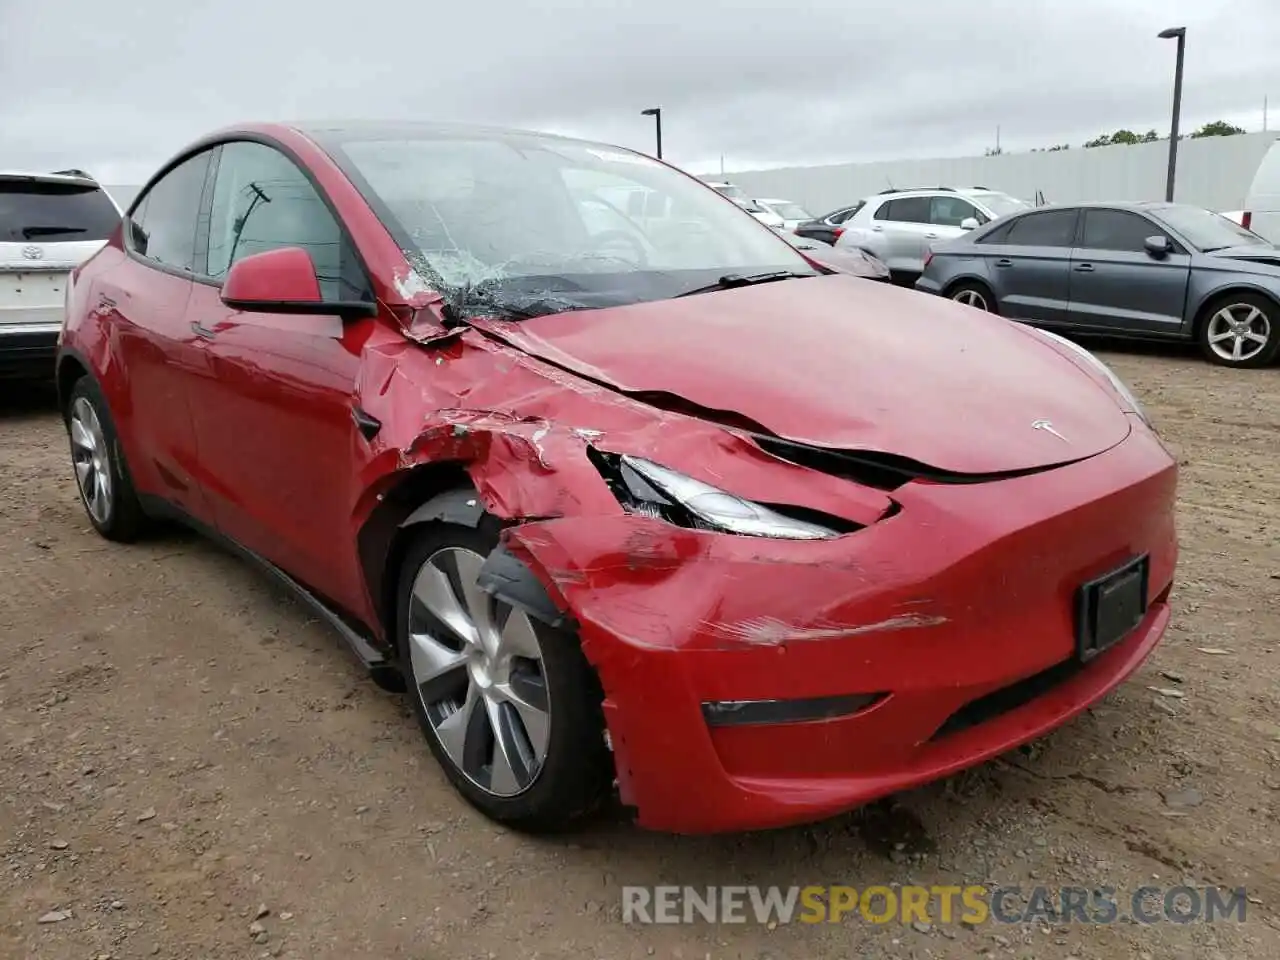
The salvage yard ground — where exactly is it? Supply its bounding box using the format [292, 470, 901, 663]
[1, 345, 1278, 960]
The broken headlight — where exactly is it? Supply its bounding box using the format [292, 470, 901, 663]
[602, 453, 847, 540]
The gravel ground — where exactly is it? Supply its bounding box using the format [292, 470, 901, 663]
[1, 346, 1277, 960]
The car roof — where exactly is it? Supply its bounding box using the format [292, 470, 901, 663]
[0, 170, 102, 188]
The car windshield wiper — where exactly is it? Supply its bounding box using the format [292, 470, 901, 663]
[675, 270, 814, 298]
[22, 226, 87, 238]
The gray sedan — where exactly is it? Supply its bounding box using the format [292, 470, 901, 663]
[915, 201, 1280, 368]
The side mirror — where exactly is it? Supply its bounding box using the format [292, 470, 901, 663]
[220, 247, 375, 317]
[960, 217, 980, 231]
[1144, 235, 1172, 259]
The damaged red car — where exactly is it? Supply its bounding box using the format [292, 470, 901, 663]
[57, 122, 1178, 834]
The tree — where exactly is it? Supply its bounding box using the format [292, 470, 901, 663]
[1190, 120, 1246, 138]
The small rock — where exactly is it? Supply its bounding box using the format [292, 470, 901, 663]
[1159, 671, 1184, 684]
[355, 805, 370, 814]
[912, 921, 932, 933]
[1162, 787, 1204, 809]
[48, 839, 69, 850]
[1197, 647, 1230, 656]
[254, 904, 270, 920]
[38, 909, 72, 924]
[1153, 698, 1179, 716]
[248, 920, 266, 936]
[993, 934, 1011, 947]
[279, 911, 294, 921]
[111, 900, 125, 910]
[136, 808, 157, 823]
[1149, 687, 1185, 699]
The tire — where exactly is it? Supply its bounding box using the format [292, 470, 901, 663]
[1196, 292, 1280, 368]
[65, 376, 147, 542]
[395, 517, 612, 832]
[948, 281, 998, 314]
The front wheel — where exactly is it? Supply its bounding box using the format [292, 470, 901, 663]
[1198, 293, 1280, 368]
[395, 518, 613, 832]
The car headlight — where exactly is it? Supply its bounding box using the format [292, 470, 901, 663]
[1031, 328, 1152, 428]
[600, 454, 846, 540]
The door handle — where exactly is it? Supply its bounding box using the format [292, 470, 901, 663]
[871, 226, 883, 232]
[1074, 264, 1095, 272]
[995, 258, 1013, 267]
[924, 233, 939, 240]
[190, 321, 218, 340]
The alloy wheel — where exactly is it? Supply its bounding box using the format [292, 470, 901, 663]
[407, 546, 550, 797]
[952, 288, 989, 311]
[1205, 303, 1272, 364]
[69, 397, 113, 525]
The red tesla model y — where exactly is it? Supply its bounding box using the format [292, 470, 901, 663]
[56, 121, 1178, 834]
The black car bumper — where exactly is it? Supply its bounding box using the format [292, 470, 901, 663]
[0, 325, 59, 380]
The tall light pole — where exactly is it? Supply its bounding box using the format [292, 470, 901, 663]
[1158, 26, 1186, 202]
[640, 107, 662, 159]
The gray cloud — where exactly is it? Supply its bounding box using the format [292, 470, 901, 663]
[2, 0, 1277, 184]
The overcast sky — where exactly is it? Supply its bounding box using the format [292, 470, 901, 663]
[2, 0, 1278, 184]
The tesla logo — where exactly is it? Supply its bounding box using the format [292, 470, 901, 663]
[21, 245, 43, 260]
[1031, 419, 1068, 442]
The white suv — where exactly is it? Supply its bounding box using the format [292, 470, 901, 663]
[835, 187, 1031, 276]
[1, 171, 122, 379]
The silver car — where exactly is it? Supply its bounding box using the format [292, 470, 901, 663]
[915, 201, 1280, 369]
[834, 186, 1031, 276]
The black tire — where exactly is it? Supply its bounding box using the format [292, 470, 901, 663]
[65, 376, 147, 542]
[395, 517, 612, 832]
[948, 280, 999, 314]
[1196, 292, 1280, 368]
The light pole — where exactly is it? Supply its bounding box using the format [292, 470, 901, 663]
[640, 107, 662, 159]
[1158, 26, 1186, 202]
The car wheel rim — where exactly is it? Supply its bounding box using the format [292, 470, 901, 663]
[69, 397, 113, 525]
[953, 289, 988, 310]
[1207, 304, 1271, 363]
[407, 546, 550, 798]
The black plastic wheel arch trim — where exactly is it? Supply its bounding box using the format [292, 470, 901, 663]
[476, 544, 570, 629]
[399, 488, 484, 529]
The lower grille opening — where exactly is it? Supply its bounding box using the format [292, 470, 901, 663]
[930, 658, 1085, 741]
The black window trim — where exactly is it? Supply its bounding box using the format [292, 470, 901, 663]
[123, 131, 375, 298]
[1079, 206, 1189, 256]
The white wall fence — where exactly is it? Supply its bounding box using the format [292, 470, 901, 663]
[723, 131, 1280, 216]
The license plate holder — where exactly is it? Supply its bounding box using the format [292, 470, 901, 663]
[1075, 555, 1149, 663]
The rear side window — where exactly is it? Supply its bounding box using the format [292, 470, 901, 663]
[876, 196, 931, 223]
[1002, 209, 1078, 247]
[829, 202, 864, 224]
[976, 220, 1016, 244]
[0, 179, 120, 243]
[129, 151, 215, 272]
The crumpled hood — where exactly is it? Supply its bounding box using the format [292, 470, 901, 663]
[473, 275, 1132, 474]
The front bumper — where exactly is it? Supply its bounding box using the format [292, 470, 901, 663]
[0, 322, 60, 379]
[505, 423, 1177, 834]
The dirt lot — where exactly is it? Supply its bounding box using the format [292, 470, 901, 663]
[1, 346, 1278, 960]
